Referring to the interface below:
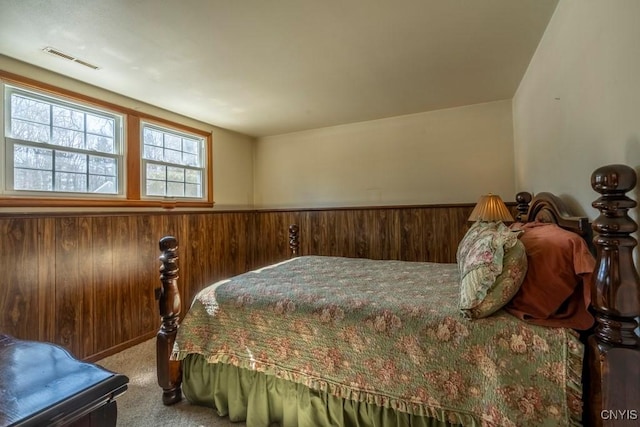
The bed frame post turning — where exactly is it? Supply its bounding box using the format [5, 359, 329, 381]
[515, 191, 532, 222]
[588, 164, 640, 426]
[156, 236, 183, 405]
[289, 224, 300, 257]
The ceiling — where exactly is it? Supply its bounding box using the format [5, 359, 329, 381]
[0, 0, 558, 138]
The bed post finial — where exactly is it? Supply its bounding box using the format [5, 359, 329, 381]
[588, 164, 640, 425]
[515, 192, 532, 222]
[289, 224, 300, 257]
[156, 235, 182, 405]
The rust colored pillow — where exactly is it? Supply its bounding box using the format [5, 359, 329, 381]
[505, 222, 595, 330]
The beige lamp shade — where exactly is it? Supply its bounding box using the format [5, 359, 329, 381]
[468, 194, 514, 223]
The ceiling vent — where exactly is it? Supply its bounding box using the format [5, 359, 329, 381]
[42, 47, 100, 70]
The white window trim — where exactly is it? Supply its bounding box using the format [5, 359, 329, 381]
[2, 81, 126, 199]
[140, 120, 207, 201]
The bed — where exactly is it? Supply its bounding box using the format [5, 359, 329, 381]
[155, 164, 639, 426]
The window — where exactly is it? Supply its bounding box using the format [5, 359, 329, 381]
[0, 73, 213, 208]
[142, 123, 205, 199]
[5, 85, 123, 196]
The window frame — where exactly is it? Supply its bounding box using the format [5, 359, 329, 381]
[4, 84, 125, 198]
[0, 71, 213, 208]
[140, 120, 207, 201]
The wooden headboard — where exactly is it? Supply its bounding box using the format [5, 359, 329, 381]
[515, 190, 593, 252]
[515, 190, 589, 234]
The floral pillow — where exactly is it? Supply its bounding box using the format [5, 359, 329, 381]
[461, 240, 527, 318]
[457, 221, 523, 317]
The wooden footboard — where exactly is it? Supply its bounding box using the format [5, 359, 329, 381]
[155, 224, 300, 406]
[155, 164, 640, 425]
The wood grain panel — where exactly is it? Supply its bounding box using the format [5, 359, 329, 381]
[362, 209, 400, 260]
[303, 210, 339, 256]
[55, 217, 82, 356]
[212, 212, 251, 278]
[1, 218, 40, 340]
[399, 209, 426, 261]
[78, 216, 94, 356]
[186, 214, 215, 309]
[113, 216, 135, 345]
[37, 218, 56, 343]
[137, 215, 163, 337]
[91, 216, 116, 352]
[252, 211, 300, 268]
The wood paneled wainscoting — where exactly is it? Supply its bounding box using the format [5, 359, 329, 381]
[0, 212, 252, 362]
[0, 203, 480, 361]
[252, 205, 477, 267]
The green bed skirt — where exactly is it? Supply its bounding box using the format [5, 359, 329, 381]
[183, 354, 466, 427]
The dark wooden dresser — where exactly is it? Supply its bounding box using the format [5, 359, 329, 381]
[0, 334, 128, 426]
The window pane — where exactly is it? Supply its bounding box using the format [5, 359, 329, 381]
[143, 128, 163, 147]
[146, 180, 166, 196]
[86, 134, 115, 154]
[185, 183, 201, 197]
[15, 169, 53, 191]
[185, 169, 201, 184]
[52, 127, 84, 149]
[165, 134, 181, 151]
[167, 182, 184, 197]
[167, 166, 184, 182]
[183, 153, 198, 167]
[143, 145, 163, 161]
[14, 144, 53, 170]
[55, 172, 87, 192]
[12, 119, 50, 143]
[56, 151, 87, 173]
[52, 106, 84, 130]
[89, 175, 117, 194]
[183, 138, 198, 154]
[164, 149, 182, 164]
[11, 95, 50, 124]
[89, 155, 117, 176]
[146, 163, 166, 180]
[86, 113, 114, 137]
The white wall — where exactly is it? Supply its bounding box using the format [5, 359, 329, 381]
[513, 0, 640, 218]
[0, 55, 255, 210]
[255, 100, 515, 208]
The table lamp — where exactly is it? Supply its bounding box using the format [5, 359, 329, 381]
[468, 194, 514, 223]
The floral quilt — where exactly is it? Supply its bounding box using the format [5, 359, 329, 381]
[173, 256, 583, 426]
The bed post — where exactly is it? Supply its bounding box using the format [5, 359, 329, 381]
[289, 224, 300, 257]
[588, 164, 640, 426]
[156, 236, 183, 405]
[515, 191, 532, 222]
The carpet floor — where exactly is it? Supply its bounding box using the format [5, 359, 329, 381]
[98, 338, 245, 427]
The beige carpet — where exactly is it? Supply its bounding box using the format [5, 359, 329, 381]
[98, 339, 246, 427]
